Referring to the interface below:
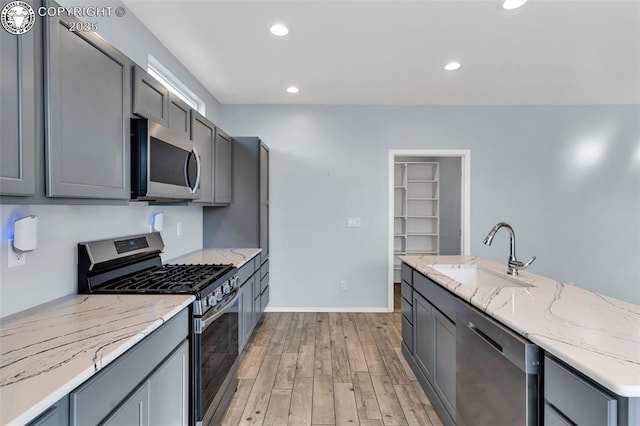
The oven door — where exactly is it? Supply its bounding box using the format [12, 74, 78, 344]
[131, 119, 201, 201]
[194, 291, 239, 426]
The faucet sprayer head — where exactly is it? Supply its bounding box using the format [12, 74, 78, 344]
[483, 235, 494, 246]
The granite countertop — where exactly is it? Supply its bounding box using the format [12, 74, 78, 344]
[168, 248, 261, 268]
[401, 255, 640, 397]
[0, 294, 194, 426]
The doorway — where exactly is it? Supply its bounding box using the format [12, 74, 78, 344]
[387, 149, 471, 312]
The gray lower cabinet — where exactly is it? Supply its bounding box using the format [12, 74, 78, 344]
[403, 264, 456, 425]
[44, 2, 131, 199]
[69, 308, 188, 425]
[214, 129, 232, 205]
[238, 270, 257, 352]
[545, 355, 618, 426]
[26, 397, 69, 426]
[0, 1, 36, 196]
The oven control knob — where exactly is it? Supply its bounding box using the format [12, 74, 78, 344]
[231, 277, 239, 288]
[223, 283, 231, 294]
[214, 289, 223, 302]
[207, 294, 217, 307]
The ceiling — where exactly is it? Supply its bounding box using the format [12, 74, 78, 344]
[122, 0, 640, 105]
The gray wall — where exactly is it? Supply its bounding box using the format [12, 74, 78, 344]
[220, 105, 640, 308]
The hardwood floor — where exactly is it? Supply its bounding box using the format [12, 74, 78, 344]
[222, 295, 442, 425]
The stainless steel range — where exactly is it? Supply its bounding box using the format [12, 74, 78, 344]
[78, 232, 240, 426]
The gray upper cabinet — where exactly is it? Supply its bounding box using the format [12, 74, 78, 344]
[0, 1, 36, 196]
[132, 65, 169, 126]
[168, 93, 190, 138]
[190, 110, 215, 204]
[214, 129, 232, 205]
[44, 4, 131, 199]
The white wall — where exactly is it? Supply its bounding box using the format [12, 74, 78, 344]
[220, 105, 640, 309]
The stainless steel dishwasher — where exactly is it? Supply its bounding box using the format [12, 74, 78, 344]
[456, 300, 540, 426]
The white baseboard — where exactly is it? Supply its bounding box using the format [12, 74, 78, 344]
[264, 306, 393, 313]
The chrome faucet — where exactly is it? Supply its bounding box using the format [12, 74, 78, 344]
[483, 222, 536, 276]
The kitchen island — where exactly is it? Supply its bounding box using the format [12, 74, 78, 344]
[0, 294, 193, 425]
[401, 255, 640, 425]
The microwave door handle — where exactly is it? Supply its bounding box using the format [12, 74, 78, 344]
[185, 147, 202, 194]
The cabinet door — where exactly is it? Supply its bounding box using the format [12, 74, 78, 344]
[45, 6, 131, 199]
[102, 382, 150, 426]
[433, 309, 456, 418]
[260, 286, 269, 314]
[167, 93, 190, 138]
[0, 4, 36, 196]
[190, 111, 214, 204]
[413, 292, 434, 380]
[259, 144, 269, 263]
[148, 340, 189, 426]
[214, 129, 232, 205]
[132, 65, 169, 126]
[252, 287, 261, 329]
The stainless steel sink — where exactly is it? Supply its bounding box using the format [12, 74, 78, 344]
[431, 264, 534, 288]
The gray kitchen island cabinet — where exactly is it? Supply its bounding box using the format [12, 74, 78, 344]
[0, 0, 37, 196]
[44, 2, 131, 199]
[402, 262, 456, 426]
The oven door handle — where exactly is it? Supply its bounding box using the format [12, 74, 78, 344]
[198, 292, 239, 332]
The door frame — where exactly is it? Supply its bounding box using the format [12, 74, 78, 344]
[387, 149, 471, 312]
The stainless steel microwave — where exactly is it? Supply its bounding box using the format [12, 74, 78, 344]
[131, 118, 201, 201]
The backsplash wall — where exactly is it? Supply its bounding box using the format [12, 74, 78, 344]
[0, 204, 202, 318]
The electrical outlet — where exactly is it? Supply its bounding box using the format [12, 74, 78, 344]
[340, 280, 348, 291]
[176, 222, 183, 236]
[8, 241, 26, 268]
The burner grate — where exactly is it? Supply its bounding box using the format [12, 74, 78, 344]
[98, 264, 234, 294]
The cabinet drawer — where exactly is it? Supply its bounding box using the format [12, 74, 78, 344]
[70, 309, 188, 426]
[261, 259, 269, 279]
[401, 297, 413, 325]
[544, 404, 572, 426]
[544, 356, 617, 426]
[252, 274, 261, 301]
[401, 315, 413, 352]
[413, 272, 456, 322]
[261, 286, 270, 312]
[401, 264, 413, 285]
[238, 258, 257, 285]
[401, 282, 412, 304]
[261, 273, 269, 295]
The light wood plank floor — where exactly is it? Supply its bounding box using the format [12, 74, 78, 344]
[222, 305, 442, 425]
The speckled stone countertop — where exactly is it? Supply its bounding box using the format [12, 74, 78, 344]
[401, 255, 640, 397]
[0, 294, 194, 426]
[168, 248, 261, 267]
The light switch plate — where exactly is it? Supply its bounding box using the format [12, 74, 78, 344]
[347, 217, 361, 228]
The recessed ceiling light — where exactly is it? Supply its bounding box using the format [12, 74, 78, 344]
[444, 62, 462, 71]
[502, 0, 528, 10]
[286, 86, 299, 94]
[270, 24, 289, 36]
